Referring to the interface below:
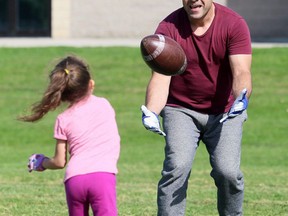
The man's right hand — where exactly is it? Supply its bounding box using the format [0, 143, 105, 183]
[141, 105, 166, 136]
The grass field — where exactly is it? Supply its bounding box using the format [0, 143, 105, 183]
[0, 46, 287, 216]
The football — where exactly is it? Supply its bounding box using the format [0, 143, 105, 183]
[140, 34, 187, 76]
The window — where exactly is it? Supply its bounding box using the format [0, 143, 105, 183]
[0, 0, 51, 37]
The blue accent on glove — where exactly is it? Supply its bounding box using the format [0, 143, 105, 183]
[220, 88, 248, 123]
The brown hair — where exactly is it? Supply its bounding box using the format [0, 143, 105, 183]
[19, 56, 91, 122]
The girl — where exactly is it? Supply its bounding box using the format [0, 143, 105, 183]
[19, 56, 120, 216]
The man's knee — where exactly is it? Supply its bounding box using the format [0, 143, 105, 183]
[211, 167, 244, 190]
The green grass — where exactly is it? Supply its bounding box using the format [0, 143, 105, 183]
[0, 47, 287, 215]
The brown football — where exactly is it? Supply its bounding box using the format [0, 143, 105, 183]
[140, 34, 187, 76]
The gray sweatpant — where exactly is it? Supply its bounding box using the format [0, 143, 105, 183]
[157, 106, 247, 216]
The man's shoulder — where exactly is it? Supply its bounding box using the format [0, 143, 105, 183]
[214, 3, 243, 20]
[214, 2, 248, 33]
[162, 7, 186, 23]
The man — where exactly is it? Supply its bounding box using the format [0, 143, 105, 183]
[141, 0, 252, 215]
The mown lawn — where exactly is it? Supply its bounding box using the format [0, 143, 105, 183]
[0, 47, 287, 215]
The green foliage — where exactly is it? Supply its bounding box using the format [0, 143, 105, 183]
[0, 47, 287, 215]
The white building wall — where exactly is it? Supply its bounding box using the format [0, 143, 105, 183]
[51, 0, 229, 39]
[51, 0, 288, 41]
[69, 1, 182, 38]
[227, 0, 288, 41]
[51, 0, 71, 38]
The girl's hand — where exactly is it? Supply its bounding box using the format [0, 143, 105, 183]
[28, 154, 48, 172]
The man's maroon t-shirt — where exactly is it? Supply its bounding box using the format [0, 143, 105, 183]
[155, 3, 251, 114]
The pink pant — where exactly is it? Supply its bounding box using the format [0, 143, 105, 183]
[65, 172, 117, 216]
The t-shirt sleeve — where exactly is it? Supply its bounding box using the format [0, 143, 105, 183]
[228, 18, 252, 55]
[54, 116, 67, 140]
[155, 22, 172, 37]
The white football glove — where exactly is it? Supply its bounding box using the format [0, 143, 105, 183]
[141, 105, 166, 136]
[220, 88, 249, 123]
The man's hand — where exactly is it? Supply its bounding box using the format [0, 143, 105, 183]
[220, 88, 248, 123]
[28, 154, 48, 172]
[141, 105, 166, 136]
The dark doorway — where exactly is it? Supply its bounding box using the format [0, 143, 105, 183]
[0, 0, 51, 37]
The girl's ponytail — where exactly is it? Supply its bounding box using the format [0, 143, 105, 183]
[19, 56, 91, 122]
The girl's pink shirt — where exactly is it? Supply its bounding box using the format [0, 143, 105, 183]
[54, 95, 120, 182]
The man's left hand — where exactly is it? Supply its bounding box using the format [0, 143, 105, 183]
[220, 88, 248, 123]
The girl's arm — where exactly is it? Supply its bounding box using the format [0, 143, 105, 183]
[42, 139, 67, 169]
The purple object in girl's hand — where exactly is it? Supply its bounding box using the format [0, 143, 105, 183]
[28, 154, 47, 172]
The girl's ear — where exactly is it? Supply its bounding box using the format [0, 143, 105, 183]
[89, 79, 95, 91]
